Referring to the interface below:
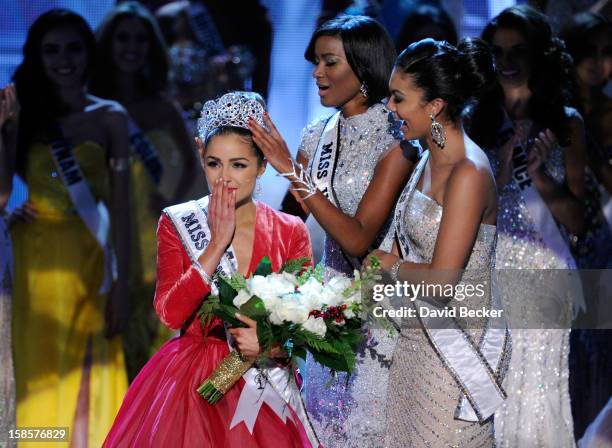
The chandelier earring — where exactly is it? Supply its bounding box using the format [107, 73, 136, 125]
[430, 113, 446, 148]
[359, 83, 368, 98]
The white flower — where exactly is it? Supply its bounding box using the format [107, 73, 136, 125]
[344, 308, 355, 319]
[269, 297, 309, 325]
[302, 316, 327, 337]
[327, 276, 352, 294]
[233, 289, 252, 308]
[247, 273, 295, 302]
[298, 277, 325, 311]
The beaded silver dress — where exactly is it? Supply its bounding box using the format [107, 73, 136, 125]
[487, 116, 575, 448]
[385, 151, 501, 448]
[298, 103, 406, 447]
[0, 213, 15, 448]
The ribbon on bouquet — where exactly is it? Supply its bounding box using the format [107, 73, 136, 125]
[230, 366, 318, 447]
[164, 196, 319, 447]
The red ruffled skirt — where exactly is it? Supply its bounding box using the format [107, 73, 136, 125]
[103, 331, 308, 447]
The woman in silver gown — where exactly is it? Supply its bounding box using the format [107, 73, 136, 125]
[371, 38, 510, 447]
[467, 6, 588, 447]
[249, 15, 419, 448]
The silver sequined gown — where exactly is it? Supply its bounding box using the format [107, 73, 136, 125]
[298, 103, 405, 447]
[0, 213, 15, 448]
[487, 116, 575, 448]
[385, 151, 501, 448]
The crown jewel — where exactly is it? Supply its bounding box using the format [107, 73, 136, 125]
[197, 92, 267, 140]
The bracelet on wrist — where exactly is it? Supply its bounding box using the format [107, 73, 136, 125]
[276, 158, 318, 199]
[389, 259, 404, 282]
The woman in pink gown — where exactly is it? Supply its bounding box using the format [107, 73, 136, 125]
[104, 92, 318, 447]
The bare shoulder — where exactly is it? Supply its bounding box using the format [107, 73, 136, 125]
[448, 146, 495, 198]
[86, 95, 128, 129]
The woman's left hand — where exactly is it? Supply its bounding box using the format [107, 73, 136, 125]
[229, 313, 261, 361]
[365, 249, 399, 272]
[248, 112, 294, 174]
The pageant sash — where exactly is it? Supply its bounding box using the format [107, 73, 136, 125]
[127, 116, 163, 186]
[308, 112, 362, 270]
[49, 130, 116, 294]
[164, 197, 319, 447]
[505, 122, 585, 313]
[308, 112, 340, 204]
[394, 151, 508, 423]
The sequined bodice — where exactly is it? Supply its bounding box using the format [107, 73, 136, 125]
[25, 142, 110, 219]
[486, 117, 571, 269]
[298, 103, 402, 277]
[396, 151, 496, 271]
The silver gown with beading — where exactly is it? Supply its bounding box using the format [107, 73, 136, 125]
[385, 151, 503, 448]
[298, 102, 407, 447]
[486, 114, 575, 448]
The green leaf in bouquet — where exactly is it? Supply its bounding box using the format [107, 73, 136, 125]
[301, 331, 341, 355]
[226, 273, 247, 292]
[199, 295, 221, 330]
[296, 262, 325, 286]
[280, 257, 311, 274]
[254, 256, 273, 276]
[218, 276, 238, 307]
[256, 319, 274, 352]
[214, 303, 243, 327]
[239, 296, 268, 320]
[310, 349, 352, 373]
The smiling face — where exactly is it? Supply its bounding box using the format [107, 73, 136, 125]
[40, 26, 88, 88]
[111, 16, 150, 74]
[491, 27, 531, 88]
[576, 30, 612, 87]
[311, 35, 364, 111]
[202, 132, 265, 206]
[388, 68, 434, 141]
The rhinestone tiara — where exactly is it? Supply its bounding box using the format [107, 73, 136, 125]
[197, 91, 267, 140]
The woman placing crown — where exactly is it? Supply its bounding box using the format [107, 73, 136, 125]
[103, 92, 319, 447]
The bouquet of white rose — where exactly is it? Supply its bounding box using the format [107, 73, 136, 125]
[197, 256, 381, 404]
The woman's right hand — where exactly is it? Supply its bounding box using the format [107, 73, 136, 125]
[8, 201, 38, 227]
[0, 84, 19, 128]
[208, 178, 236, 250]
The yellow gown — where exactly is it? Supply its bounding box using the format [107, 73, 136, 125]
[11, 141, 128, 448]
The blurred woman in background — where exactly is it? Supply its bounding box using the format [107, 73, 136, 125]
[468, 5, 586, 446]
[0, 83, 18, 448]
[91, 1, 198, 380]
[4, 9, 129, 446]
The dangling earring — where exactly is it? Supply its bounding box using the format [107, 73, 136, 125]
[360, 83, 368, 98]
[430, 113, 446, 148]
[255, 177, 262, 197]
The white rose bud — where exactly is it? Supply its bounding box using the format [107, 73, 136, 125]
[302, 316, 327, 337]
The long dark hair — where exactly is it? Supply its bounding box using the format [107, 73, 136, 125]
[395, 37, 497, 124]
[468, 5, 573, 148]
[396, 4, 458, 51]
[304, 15, 396, 106]
[12, 9, 96, 171]
[90, 1, 169, 100]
